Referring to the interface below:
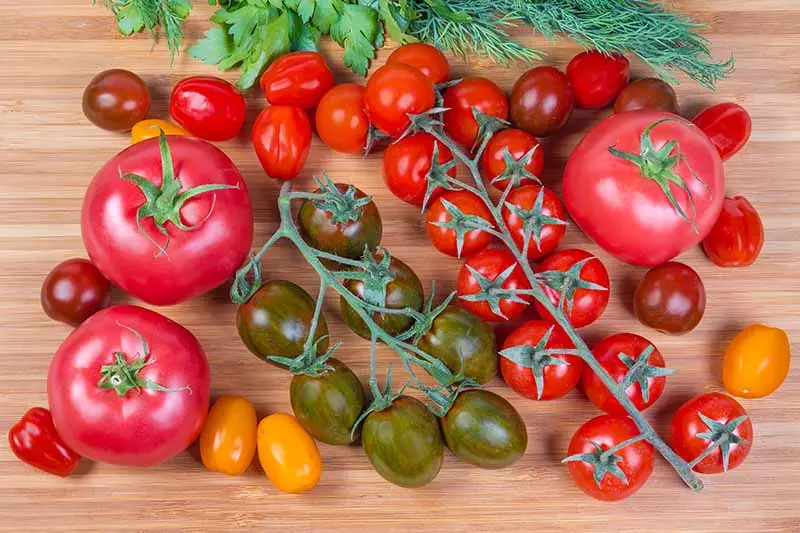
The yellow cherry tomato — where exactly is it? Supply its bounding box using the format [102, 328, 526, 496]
[723, 324, 790, 398]
[199, 396, 257, 475]
[131, 119, 188, 144]
[257, 413, 321, 494]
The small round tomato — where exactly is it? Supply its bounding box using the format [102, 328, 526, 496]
[199, 396, 257, 476]
[583, 333, 669, 415]
[315, 84, 369, 154]
[169, 76, 246, 141]
[364, 64, 435, 137]
[257, 413, 321, 493]
[480, 129, 544, 190]
[502, 185, 566, 259]
[260, 51, 333, 109]
[499, 320, 583, 400]
[566, 415, 654, 501]
[131, 119, 188, 144]
[566, 51, 630, 109]
[443, 77, 509, 148]
[702, 196, 764, 267]
[723, 324, 790, 398]
[692, 103, 752, 161]
[41, 258, 111, 327]
[510, 67, 574, 137]
[614, 78, 678, 114]
[670, 392, 753, 474]
[425, 190, 494, 258]
[383, 132, 456, 206]
[83, 69, 150, 132]
[386, 43, 449, 84]
[252, 105, 312, 181]
[534, 249, 610, 328]
[456, 248, 531, 322]
[634, 261, 706, 335]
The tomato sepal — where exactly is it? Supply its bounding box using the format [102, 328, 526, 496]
[309, 174, 375, 225]
[471, 107, 510, 151]
[563, 434, 645, 487]
[536, 256, 608, 316]
[266, 336, 340, 378]
[459, 262, 532, 320]
[490, 144, 542, 189]
[429, 197, 495, 257]
[420, 142, 460, 210]
[690, 413, 751, 472]
[499, 325, 572, 400]
[503, 186, 567, 256]
[618, 345, 675, 403]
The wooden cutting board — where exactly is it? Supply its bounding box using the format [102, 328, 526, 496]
[1, 1, 798, 531]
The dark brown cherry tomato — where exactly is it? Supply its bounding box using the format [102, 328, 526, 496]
[443, 77, 509, 148]
[260, 51, 334, 109]
[170, 76, 247, 141]
[510, 66, 574, 137]
[425, 190, 494, 258]
[614, 78, 678, 114]
[566, 51, 630, 109]
[634, 261, 706, 334]
[82, 69, 150, 132]
[692, 103, 752, 161]
[41, 258, 111, 326]
[501, 185, 566, 260]
[702, 196, 764, 267]
[480, 129, 544, 191]
[387, 43, 450, 84]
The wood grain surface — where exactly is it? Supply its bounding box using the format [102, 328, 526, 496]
[1, 1, 799, 531]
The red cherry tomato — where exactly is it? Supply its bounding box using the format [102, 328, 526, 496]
[41, 258, 111, 327]
[425, 190, 494, 258]
[8, 407, 81, 477]
[502, 185, 566, 260]
[260, 51, 334, 109]
[169, 76, 246, 142]
[702, 196, 764, 267]
[383, 132, 456, 206]
[510, 67, 574, 137]
[692, 103, 752, 161]
[315, 84, 369, 154]
[566, 51, 630, 109]
[364, 64, 435, 137]
[387, 43, 450, 84]
[443, 77, 509, 148]
[252, 106, 312, 181]
[456, 248, 531, 322]
[480, 129, 544, 190]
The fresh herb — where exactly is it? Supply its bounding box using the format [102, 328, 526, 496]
[101, 0, 192, 62]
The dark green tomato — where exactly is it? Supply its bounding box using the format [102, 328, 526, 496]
[340, 255, 424, 340]
[416, 306, 497, 384]
[362, 396, 444, 488]
[236, 280, 329, 366]
[441, 389, 527, 469]
[290, 358, 366, 445]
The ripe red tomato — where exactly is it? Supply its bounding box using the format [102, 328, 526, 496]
[425, 190, 494, 258]
[614, 78, 678, 114]
[566, 415, 654, 501]
[499, 320, 583, 401]
[252, 105, 312, 181]
[443, 77, 509, 148]
[260, 51, 333, 109]
[502, 185, 566, 259]
[41, 258, 111, 327]
[387, 43, 449, 84]
[563, 110, 725, 266]
[582, 333, 669, 415]
[534, 249, 610, 328]
[169, 76, 246, 141]
[670, 392, 753, 474]
[634, 261, 706, 335]
[566, 51, 630, 109]
[692, 103, 752, 161]
[480, 129, 544, 190]
[383, 132, 455, 206]
[315, 84, 369, 154]
[48, 305, 210, 466]
[82, 136, 253, 306]
[365, 64, 435, 137]
[456, 248, 531, 322]
[510, 67, 574, 137]
[702, 196, 764, 267]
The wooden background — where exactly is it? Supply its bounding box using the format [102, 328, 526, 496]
[1, 1, 798, 531]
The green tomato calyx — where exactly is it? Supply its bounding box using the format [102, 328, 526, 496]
[618, 345, 675, 403]
[499, 325, 570, 400]
[311, 174, 373, 226]
[690, 413, 750, 472]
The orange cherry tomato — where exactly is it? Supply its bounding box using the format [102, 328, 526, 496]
[723, 324, 790, 398]
[199, 396, 257, 475]
[257, 413, 321, 494]
[131, 119, 188, 144]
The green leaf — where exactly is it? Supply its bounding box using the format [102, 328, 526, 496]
[379, 0, 417, 45]
[331, 4, 380, 75]
[116, 4, 145, 35]
[297, 0, 316, 23]
[188, 27, 233, 65]
[293, 23, 321, 51]
[421, 0, 470, 24]
[312, 0, 342, 33]
[238, 10, 294, 89]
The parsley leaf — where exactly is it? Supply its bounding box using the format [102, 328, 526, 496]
[330, 4, 380, 76]
[187, 27, 233, 66]
[312, 0, 342, 33]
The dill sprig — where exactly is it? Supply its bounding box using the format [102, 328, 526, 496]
[102, 0, 192, 62]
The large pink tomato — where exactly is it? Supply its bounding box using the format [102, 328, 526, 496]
[82, 134, 253, 305]
[48, 305, 210, 466]
[563, 110, 724, 266]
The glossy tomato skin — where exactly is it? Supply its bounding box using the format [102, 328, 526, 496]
[614, 78, 678, 114]
[443, 77, 509, 148]
[383, 132, 456, 206]
[480, 129, 544, 190]
[252, 105, 312, 181]
[456, 248, 531, 322]
[41, 258, 111, 326]
[425, 190, 494, 258]
[81, 137, 253, 306]
[723, 324, 790, 399]
[692, 103, 752, 161]
[510, 67, 574, 137]
[567, 51, 630, 109]
[83, 69, 150, 131]
[316, 84, 369, 154]
[257, 414, 321, 493]
[502, 185, 566, 259]
[440, 390, 527, 469]
[169, 76, 246, 141]
[365, 64, 435, 137]
[199, 396, 257, 475]
[47, 305, 210, 466]
[260, 51, 333, 109]
[563, 110, 724, 266]
[702, 196, 764, 267]
[634, 262, 706, 335]
[386, 43, 449, 84]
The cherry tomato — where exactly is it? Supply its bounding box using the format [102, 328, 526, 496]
[634, 261, 705, 335]
[702, 196, 764, 267]
[387, 43, 449, 84]
[8, 407, 81, 477]
[443, 77, 509, 148]
[480, 129, 544, 190]
[199, 396, 257, 476]
[130, 119, 188, 144]
[670, 392, 753, 474]
[510, 67, 574, 137]
[364, 64, 435, 137]
[614, 78, 678, 114]
[425, 190, 495, 258]
[315, 84, 369, 154]
[499, 320, 583, 401]
[82, 69, 150, 132]
[502, 185, 566, 260]
[382, 132, 456, 206]
[456, 248, 531, 322]
[534, 249, 610, 328]
[566, 51, 630, 109]
[257, 413, 321, 493]
[692, 103, 752, 161]
[723, 324, 790, 398]
[41, 258, 111, 327]
[260, 51, 333, 109]
[169, 76, 246, 142]
[252, 106, 312, 181]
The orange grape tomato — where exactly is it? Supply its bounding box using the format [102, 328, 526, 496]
[199, 396, 258, 475]
[257, 413, 321, 494]
[131, 119, 188, 144]
[723, 324, 790, 398]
